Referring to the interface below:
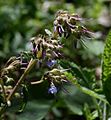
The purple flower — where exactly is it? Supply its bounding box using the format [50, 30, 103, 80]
[48, 83, 57, 94]
[32, 48, 37, 53]
[32, 47, 37, 57]
[57, 25, 64, 37]
[58, 25, 64, 34]
[42, 50, 46, 59]
[46, 60, 57, 67]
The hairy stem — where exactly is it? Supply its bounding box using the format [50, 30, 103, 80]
[31, 79, 44, 85]
[103, 103, 107, 120]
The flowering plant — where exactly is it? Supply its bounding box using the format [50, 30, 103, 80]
[0, 10, 110, 120]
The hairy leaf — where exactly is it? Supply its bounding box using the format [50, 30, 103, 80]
[102, 31, 111, 104]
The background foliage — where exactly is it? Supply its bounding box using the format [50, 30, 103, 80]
[0, 0, 111, 120]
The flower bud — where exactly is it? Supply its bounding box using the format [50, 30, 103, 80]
[48, 83, 57, 94]
[7, 100, 11, 107]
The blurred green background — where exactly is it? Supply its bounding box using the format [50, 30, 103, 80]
[0, 0, 111, 120]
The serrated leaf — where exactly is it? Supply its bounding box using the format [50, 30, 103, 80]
[102, 30, 111, 104]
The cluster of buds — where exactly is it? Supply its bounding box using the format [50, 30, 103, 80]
[0, 84, 13, 103]
[53, 10, 93, 39]
[0, 57, 21, 98]
[43, 68, 70, 94]
[0, 10, 93, 115]
[30, 35, 62, 68]
[1, 57, 21, 76]
[0, 56, 29, 107]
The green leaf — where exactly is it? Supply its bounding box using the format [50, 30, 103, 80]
[84, 40, 104, 56]
[65, 71, 108, 104]
[84, 104, 98, 120]
[79, 40, 104, 59]
[17, 85, 28, 114]
[61, 85, 93, 115]
[102, 30, 111, 104]
[59, 59, 94, 88]
[77, 86, 107, 104]
[59, 60, 108, 104]
[16, 100, 52, 120]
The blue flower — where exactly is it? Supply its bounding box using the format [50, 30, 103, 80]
[48, 83, 57, 94]
[46, 60, 57, 67]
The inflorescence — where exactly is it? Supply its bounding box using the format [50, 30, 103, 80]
[0, 10, 93, 114]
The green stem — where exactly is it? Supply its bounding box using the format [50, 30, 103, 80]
[78, 67, 89, 87]
[93, 98, 102, 120]
[71, 80, 109, 104]
[103, 103, 107, 120]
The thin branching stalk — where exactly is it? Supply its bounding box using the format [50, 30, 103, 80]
[31, 79, 44, 85]
[0, 59, 37, 117]
[7, 59, 37, 101]
[93, 98, 102, 120]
